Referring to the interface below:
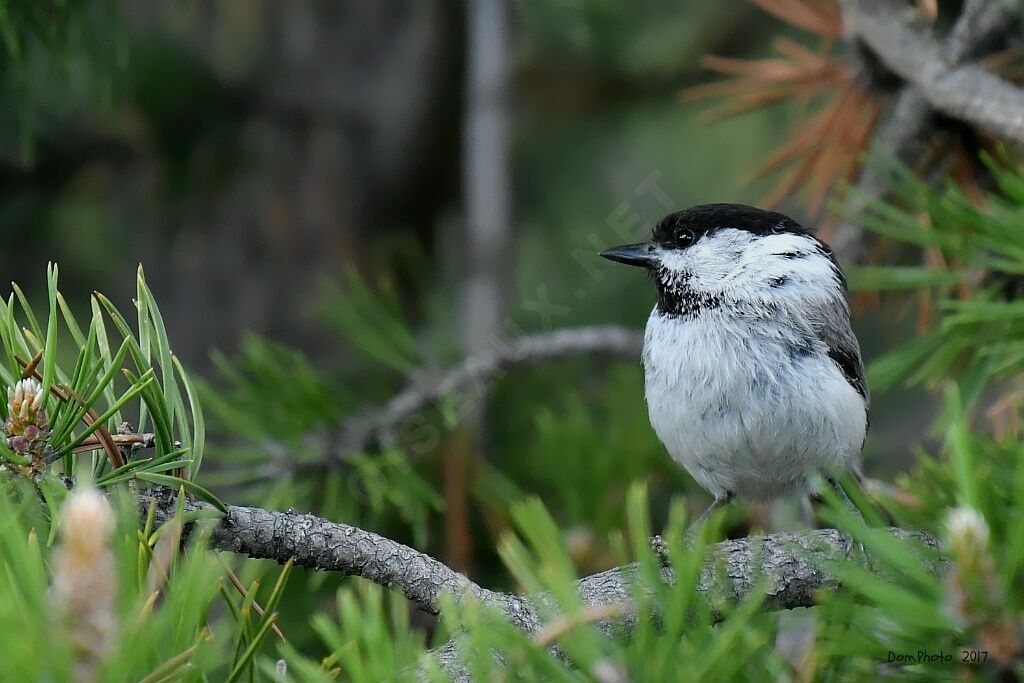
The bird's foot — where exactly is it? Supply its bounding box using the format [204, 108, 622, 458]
[649, 535, 670, 566]
[821, 476, 876, 570]
[837, 530, 875, 573]
[652, 493, 734, 566]
[681, 491, 734, 546]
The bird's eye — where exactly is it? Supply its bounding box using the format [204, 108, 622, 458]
[677, 229, 696, 246]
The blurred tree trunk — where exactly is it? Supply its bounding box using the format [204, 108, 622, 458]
[462, 0, 511, 357]
[113, 0, 464, 366]
[450, 0, 512, 571]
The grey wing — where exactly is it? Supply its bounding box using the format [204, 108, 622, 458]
[811, 296, 870, 478]
[812, 297, 869, 406]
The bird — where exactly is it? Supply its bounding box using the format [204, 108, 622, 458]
[600, 203, 868, 535]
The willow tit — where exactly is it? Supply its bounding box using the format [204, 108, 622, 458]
[601, 203, 868, 530]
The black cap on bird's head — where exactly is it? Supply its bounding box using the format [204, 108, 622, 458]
[600, 203, 808, 269]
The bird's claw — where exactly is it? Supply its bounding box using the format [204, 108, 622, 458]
[838, 531, 874, 571]
[649, 535, 670, 566]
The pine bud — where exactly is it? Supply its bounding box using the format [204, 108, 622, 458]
[5, 378, 49, 459]
[944, 506, 996, 627]
[943, 506, 1021, 666]
[946, 507, 989, 556]
[52, 487, 117, 683]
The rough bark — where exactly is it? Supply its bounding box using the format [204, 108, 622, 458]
[199, 502, 504, 616]
[146, 489, 943, 679]
[429, 527, 944, 678]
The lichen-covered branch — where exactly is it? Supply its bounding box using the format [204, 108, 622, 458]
[432, 527, 944, 680]
[149, 488, 943, 679]
[140, 490, 502, 616]
[208, 504, 506, 616]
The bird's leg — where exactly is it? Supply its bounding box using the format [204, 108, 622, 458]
[824, 475, 864, 524]
[798, 497, 817, 527]
[650, 491, 733, 565]
[823, 475, 868, 562]
[650, 492, 734, 564]
[683, 491, 734, 544]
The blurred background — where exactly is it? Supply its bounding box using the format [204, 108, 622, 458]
[1, 1, 800, 361]
[3, 0, 1011, 661]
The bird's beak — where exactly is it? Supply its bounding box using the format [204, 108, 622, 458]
[600, 242, 658, 268]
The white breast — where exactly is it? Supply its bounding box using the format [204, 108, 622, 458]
[642, 307, 866, 501]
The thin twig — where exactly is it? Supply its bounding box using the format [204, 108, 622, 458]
[531, 603, 631, 648]
[19, 350, 42, 380]
[72, 432, 157, 454]
[316, 326, 642, 469]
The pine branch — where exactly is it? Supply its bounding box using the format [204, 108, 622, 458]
[943, 0, 1018, 65]
[842, 0, 1023, 141]
[318, 325, 643, 468]
[147, 489, 504, 616]
[832, 0, 1018, 262]
[830, 87, 933, 263]
[431, 527, 943, 680]
[149, 489, 943, 680]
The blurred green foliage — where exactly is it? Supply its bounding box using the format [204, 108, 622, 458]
[517, 0, 748, 78]
[3, 132, 1024, 683]
[850, 155, 1024, 402]
[3, 1, 1024, 681]
[0, 0, 125, 160]
[194, 157, 1024, 679]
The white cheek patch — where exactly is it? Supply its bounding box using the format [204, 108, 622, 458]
[656, 229, 756, 287]
[655, 249, 691, 274]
